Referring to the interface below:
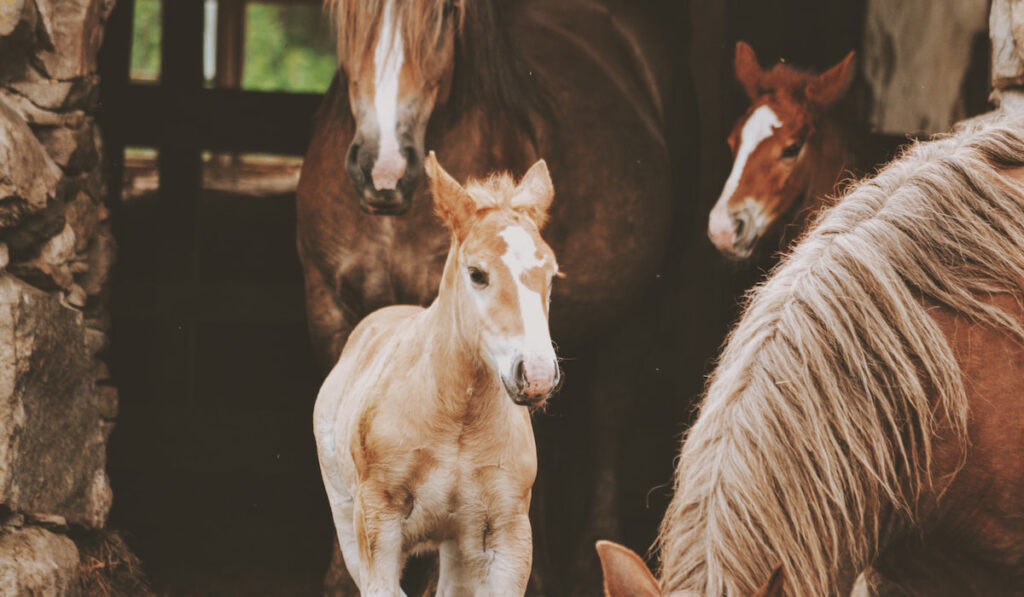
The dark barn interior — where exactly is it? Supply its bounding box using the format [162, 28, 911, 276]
[91, 0, 991, 595]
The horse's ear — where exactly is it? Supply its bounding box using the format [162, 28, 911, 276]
[806, 51, 856, 107]
[595, 540, 660, 597]
[425, 151, 476, 239]
[735, 41, 763, 100]
[511, 159, 554, 229]
[751, 564, 785, 597]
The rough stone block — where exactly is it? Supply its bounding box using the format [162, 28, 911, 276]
[0, 0, 26, 37]
[0, 527, 79, 596]
[34, 0, 115, 81]
[8, 66, 74, 110]
[0, 95, 61, 229]
[0, 274, 111, 528]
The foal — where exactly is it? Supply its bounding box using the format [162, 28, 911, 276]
[313, 152, 561, 596]
[708, 41, 860, 260]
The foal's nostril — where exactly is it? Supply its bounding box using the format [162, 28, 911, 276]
[733, 215, 746, 238]
[514, 358, 527, 390]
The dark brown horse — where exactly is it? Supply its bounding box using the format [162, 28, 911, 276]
[708, 41, 860, 260]
[298, 0, 672, 367]
[297, 0, 674, 593]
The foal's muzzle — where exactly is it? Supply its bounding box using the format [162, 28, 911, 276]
[504, 357, 562, 407]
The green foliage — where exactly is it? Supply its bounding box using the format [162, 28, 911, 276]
[130, 0, 161, 82]
[128, 0, 336, 93]
[242, 3, 336, 93]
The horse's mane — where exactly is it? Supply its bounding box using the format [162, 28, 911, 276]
[321, 0, 548, 139]
[656, 114, 1024, 597]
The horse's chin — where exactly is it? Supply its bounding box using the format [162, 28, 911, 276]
[358, 191, 412, 216]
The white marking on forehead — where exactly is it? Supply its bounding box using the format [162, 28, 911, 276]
[499, 226, 545, 275]
[372, 0, 404, 189]
[498, 226, 554, 358]
[717, 105, 782, 205]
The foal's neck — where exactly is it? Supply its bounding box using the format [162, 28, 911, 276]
[423, 246, 503, 418]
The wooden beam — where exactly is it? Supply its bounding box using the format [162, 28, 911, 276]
[108, 84, 324, 155]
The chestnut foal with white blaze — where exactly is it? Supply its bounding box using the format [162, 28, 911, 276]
[314, 152, 561, 596]
[708, 42, 858, 259]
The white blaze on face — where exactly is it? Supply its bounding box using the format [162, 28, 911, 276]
[708, 104, 782, 248]
[498, 226, 556, 390]
[371, 0, 407, 191]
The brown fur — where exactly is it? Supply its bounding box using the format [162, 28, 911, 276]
[659, 114, 1024, 596]
[709, 41, 860, 259]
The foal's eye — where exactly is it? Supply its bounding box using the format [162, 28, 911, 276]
[781, 141, 803, 159]
[468, 267, 489, 288]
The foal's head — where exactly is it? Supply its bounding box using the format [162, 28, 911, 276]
[425, 152, 560, 407]
[708, 41, 855, 259]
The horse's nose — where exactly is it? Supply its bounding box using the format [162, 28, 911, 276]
[513, 356, 557, 405]
[708, 205, 737, 251]
[400, 144, 423, 191]
[346, 140, 373, 191]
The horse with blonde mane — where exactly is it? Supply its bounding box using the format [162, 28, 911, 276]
[708, 41, 861, 260]
[601, 115, 1024, 596]
[313, 153, 560, 595]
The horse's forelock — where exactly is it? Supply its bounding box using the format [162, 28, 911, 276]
[657, 114, 1024, 596]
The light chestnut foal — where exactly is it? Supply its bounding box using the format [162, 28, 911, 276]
[313, 152, 561, 596]
[595, 541, 785, 597]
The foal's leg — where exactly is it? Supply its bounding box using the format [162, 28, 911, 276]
[316, 431, 365, 591]
[435, 540, 474, 597]
[354, 483, 408, 597]
[465, 512, 532, 596]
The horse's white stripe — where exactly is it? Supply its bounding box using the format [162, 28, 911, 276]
[716, 104, 782, 207]
[498, 226, 551, 356]
[371, 0, 406, 190]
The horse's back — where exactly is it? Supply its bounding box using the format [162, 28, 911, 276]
[876, 293, 1024, 594]
[314, 305, 426, 435]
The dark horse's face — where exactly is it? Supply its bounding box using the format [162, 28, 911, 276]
[333, 0, 459, 214]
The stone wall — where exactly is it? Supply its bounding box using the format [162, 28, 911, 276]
[0, 0, 117, 593]
[992, 0, 1024, 114]
[862, 0, 989, 134]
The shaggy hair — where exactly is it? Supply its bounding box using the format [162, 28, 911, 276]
[656, 114, 1024, 596]
[323, 0, 549, 138]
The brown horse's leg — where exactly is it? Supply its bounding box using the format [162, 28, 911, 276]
[323, 537, 360, 597]
[302, 262, 357, 370]
[567, 289, 681, 596]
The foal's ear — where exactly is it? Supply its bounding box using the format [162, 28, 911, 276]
[751, 564, 786, 597]
[806, 51, 856, 108]
[735, 41, 763, 100]
[425, 151, 476, 238]
[595, 540, 660, 597]
[511, 159, 555, 229]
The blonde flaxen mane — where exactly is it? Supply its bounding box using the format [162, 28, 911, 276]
[657, 115, 1024, 596]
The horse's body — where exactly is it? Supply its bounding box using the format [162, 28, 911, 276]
[313, 155, 560, 595]
[617, 116, 1024, 596]
[297, 0, 672, 367]
[708, 42, 861, 260]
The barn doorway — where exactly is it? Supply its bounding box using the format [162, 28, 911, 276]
[100, 1, 333, 593]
